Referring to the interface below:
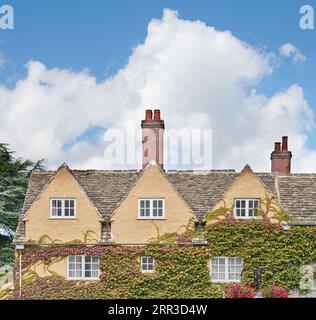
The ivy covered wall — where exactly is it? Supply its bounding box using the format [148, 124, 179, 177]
[17, 245, 221, 299]
[205, 221, 316, 289]
[11, 221, 316, 299]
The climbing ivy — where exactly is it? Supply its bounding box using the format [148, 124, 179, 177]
[13, 245, 222, 299]
[6, 220, 316, 299]
[205, 220, 316, 290]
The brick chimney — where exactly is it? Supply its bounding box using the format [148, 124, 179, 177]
[141, 109, 165, 170]
[270, 136, 292, 174]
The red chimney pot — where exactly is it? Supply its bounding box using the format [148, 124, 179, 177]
[282, 136, 288, 151]
[145, 109, 153, 120]
[153, 109, 161, 121]
[274, 142, 281, 152]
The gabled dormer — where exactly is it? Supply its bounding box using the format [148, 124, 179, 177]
[22, 164, 103, 243]
[111, 162, 197, 243]
[205, 164, 288, 225]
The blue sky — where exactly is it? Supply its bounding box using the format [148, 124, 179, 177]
[2, 1, 315, 91]
[0, 1, 315, 170]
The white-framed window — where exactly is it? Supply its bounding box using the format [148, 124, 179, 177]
[234, 199, 260, 219]
[50, 198, 76, 218]
[138, 199, 165, 219]
[67, 255, 99, 280]
[210, 257, 243, 283]
[141, 256, 155, 273]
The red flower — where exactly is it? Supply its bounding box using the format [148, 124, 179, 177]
[225, 285, 256, 298]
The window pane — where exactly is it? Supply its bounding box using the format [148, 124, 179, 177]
[85, 256, 92, 263]
[145, 200, 150, 216]
[84, 256, 99, 278]
[219, 273, 225, 280]
[153, 200, 158, 216]
[140, 200, 147, 217]
[141, 256, 154, 272]
[68, 255, 82, 278]
[52, 199, 62, 216]
[211, 257, 242, 283]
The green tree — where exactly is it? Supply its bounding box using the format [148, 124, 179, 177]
[0, 143, 44, 267]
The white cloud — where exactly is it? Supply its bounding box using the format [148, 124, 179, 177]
[0, 9, 315, 172]
[279, 42, 306, 63]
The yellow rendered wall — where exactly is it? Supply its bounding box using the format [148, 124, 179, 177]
[24, 167, 102, 243]
[207, 169, 282, 224]
[111, 164, 195, 243]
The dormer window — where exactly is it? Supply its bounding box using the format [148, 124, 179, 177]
[234, 199, 260, 219]
[138, 199, 165, 219]
[50, 198, 76, 218]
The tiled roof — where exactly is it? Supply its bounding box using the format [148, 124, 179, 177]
[166, 170, 238, 219]
[13, 167, 316, 243]
[72, 170, 140, 219]
[14, 171, 54, 243]
[276, 174, 316, 225]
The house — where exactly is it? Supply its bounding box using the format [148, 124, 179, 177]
[12, 110, 316, 299]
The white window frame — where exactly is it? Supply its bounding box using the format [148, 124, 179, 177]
[138, 199, 165, 219]
[234, 198, 261, 219]
[141, 256, 155, 273]
[50, 198, 77, 218]
[67, 255, 99, 280]
[210, 257, 243, 283]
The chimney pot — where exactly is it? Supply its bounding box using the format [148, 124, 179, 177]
[274, 142, 281, 152]
[153, 109, 161, 121]
[282, 136, 288, 151]
[145, 109, 153, 120]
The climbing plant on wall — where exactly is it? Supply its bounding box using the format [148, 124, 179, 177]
[205, 220, 316, 290]
[13, 245, 222, 300]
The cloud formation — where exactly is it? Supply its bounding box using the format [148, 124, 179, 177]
[279, 42, 306, 63]
[0, 9, 314, 172]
